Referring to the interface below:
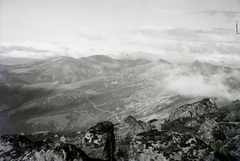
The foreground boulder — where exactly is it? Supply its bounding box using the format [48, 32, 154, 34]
[222, 100, 240, 122]
[148, 118, 166, 131]
[1, 99, 239, 161]
[128, 130, 214, 161]
[24, 143, 88, 161]
[197, 119, 226, 149]
[215, 135, 240, 161]
[0, 135, 35, 155]
[82, 121, 115, 161]
[0, 122, 116, 161]
[219, 122, 240, 139]
[124, 115, 150, 135]
[115, 115, 150, 139]
[169, 98, 217, 122]
[184, 120, 201, 128]
[114, 116, 151, 160]
[0, 135, 88, 161]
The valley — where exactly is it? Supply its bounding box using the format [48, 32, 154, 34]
[1, 1, 239, 160]
[0, 55, 240, 136]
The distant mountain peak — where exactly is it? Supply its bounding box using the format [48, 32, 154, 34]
[86, 55, 115, 63]
[191, 60, 205, 68]
[191, 60, 221, 69]
[158, 59, 171, 64]
[88, 55, 112, 59]
[45, 56, 77, 62]
[193, 60, 202, 64]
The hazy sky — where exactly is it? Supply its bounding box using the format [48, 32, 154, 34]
[0, 0, 240, 66]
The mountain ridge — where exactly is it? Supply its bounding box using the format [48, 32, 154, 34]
[0, 55, 151, 85]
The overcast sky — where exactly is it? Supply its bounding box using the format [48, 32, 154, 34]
[0, 0, 240, 66]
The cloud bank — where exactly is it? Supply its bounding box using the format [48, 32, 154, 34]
[118, 26, 240, 67]
[193, 10, 239, 18]
[0, 41, 105, 59]
[162, 64, 240, 101]
[128, 27, 236, 43]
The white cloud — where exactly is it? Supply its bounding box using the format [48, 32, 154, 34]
[0, 41, 93, 59]
[117, 26, 240, 67]
[78, 27, 108, 41]
[201, 54, 240, 68]
[129, 27, 236, 43]
[216, 44, 240, 54]
[162, 64, 240, 101]
[188, 42, 217, 54]
[192, 10, 239, 18]
[114, 51, 162, 61]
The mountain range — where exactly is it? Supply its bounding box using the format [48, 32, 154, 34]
[0, 55, 150, 84]
[0, 55, 240, 135]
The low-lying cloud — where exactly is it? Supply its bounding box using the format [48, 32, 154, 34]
[1, 39, 240, 68]
[162, 64, 240, 101]
[0, 41, 96, 59]
[129, 27, 236, 43]
[216, 44, 240, 54]
[193, 10, 239, 18]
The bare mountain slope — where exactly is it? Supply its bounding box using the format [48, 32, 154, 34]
[0, 58, 240, 135]
[0, 55, 150, 84]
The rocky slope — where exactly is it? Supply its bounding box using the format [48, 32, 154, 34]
[1, 99, 239, 161]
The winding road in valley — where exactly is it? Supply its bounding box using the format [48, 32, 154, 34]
[76, 89, 122, 123]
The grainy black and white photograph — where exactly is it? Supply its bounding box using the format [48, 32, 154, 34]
[0, 0, 240, 160]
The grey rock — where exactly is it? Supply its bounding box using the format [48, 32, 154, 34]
[0, 135, 88, 161]
[82, 121, 115, 161]
[115, 116, 150, 140]
[26, 143, 88, 161]
[184, 120, 201, 128]
[0, 135, 35, 155]
[148, 118, 166, 131]
[128, 130, 214, 161]
[223, 100, 240, 122]
[197, 119, 226, 149]
[219, 122, 240, 139]
[169, 98, 217, 122]
[215, 135, 240, 161]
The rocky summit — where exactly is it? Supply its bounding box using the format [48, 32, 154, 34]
[169, 98, 218, 122]
[128, 131, 213, 161]
[0, 135, 89, 161]
[82, 121, 115, 161]
[0, 99, 240, 161]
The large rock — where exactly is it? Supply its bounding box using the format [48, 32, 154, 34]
[114, 116, 151, 161]
[0, 135, 35, 155]
[32, 132, 85, 148]
[148, 118, 166, 131]
[219, 122, 240, 139]
[169, 98, 217, 122]
[125, 115, 151, 134]
[116, 116, 150, 139]
[215, 135, 240, 161]
[82, 121, 115, 161]
[128, 130, 214, 161]
[0, 135, 88, 161]
[25, 143, 88, 161]
[197, 119, 226, 149]
[184, 120, 201, 128]
[222, 100, 240, 122]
